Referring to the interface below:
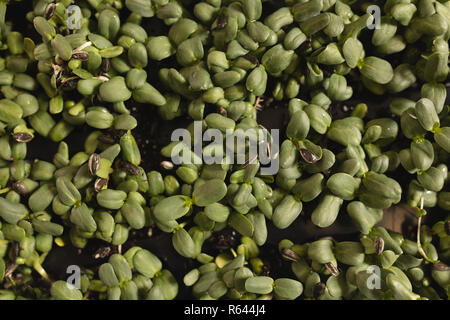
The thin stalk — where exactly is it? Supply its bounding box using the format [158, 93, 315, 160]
[416, 197, 439, 263]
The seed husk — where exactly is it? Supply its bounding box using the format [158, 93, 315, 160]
[98, 133, 116, 145]
[299, 148, 319, 164]
[88, 153, 101, 176]
[119, 160, 140, 175]
[374, 236, 385, 255]
[93, 247, 111, 259]
[313, 282, 326, 298]
[445, 221, 450, 235]
[432, 262, 450, 271]
[44, 3, 56, 20]
[98, 129, 126, 144]
[60, 77, 78, 90]
[216, 14, 228, 29]
[12, 180, 28, 195]
[160, 161, 174, 170]
[265, 141, 271, 158]
[72, 51, 90, 61]
[281, 248, 300, 262]
[13, 132, 33, 143]
[242, 54, 259, 66]
[101, 58, 111, 73]
[94, 178, 109, 192]
[324, 261, 340, 276]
